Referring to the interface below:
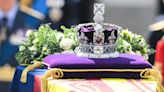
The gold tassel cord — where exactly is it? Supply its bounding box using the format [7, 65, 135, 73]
[41, 68, 163, 92]
[140, 67, 164, 92]
[41, 68, 64, 92]
[20, 61, 43, 83]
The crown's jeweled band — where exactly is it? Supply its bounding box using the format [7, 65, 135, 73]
[74, 23, 122, 58]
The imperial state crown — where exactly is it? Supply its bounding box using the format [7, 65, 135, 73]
[74, 3, 122, 58]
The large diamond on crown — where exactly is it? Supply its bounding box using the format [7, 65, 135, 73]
[74, 23, 121, 58]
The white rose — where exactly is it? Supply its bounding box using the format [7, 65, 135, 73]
[32, 38, 39, 44]
[25, 29, 33, 37]
[19, 46, 26, 51]
[60, 38, 74, 50]
[29, 46, 37, 52]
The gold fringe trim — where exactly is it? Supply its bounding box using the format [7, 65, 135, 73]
[41, 68, 164, 92]
[20, 61, 42, 83]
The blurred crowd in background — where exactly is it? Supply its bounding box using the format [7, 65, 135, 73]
[0, 0, 94, 91]
[0, 0, 164, 92]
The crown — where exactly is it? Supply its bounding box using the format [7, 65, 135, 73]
[74, 3, 122, 58]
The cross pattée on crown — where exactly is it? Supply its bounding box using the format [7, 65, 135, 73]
[93, 3, 105, 23]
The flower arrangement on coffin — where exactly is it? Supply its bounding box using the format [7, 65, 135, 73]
[116, 29, 155, 60]
[15, 24, 78, 65]
[16, 24, 154, 65]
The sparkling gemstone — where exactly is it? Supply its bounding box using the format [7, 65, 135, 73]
[96, 36, 102, 44]
[93, 46, 103, 54]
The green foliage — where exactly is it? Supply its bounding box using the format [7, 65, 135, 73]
[16, 24, 78, 64]
[116, 29, 155, 60]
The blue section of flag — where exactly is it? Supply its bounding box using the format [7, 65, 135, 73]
[10, 66, 46, 92]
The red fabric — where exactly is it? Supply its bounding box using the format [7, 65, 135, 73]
[34, 75, 42, 92]
[155, 40, 164, 79]
[32, 75, 156, 92]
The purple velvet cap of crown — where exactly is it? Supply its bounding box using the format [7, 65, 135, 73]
[43, 54, 152, 69]
[80, 25, 94, 32]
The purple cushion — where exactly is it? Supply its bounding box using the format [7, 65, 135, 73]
[43, 54, 152, 78]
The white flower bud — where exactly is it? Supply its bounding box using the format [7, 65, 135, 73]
[19, 46, 26, 51]
[34, 32, 38, 37]
[60, 38, 74, 50]
[135, 51, 141, 56]
[42, 47, 48, 51]
[127, 51, 135, 54]
[25, 29, 33, 37]
[56, 32, 64, 41]
[29, 46, 37, 52]
[32, 38, 39, 44]
[33, 51, 37, 55]
[143, 54, 149, 60]
[47, 34, 51, 37]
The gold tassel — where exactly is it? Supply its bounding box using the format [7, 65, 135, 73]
[20, 61, 42, 83]
[41, 68, 64, 92]
[140, 67, 164, 92]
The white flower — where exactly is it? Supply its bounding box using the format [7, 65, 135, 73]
[56, 32, 64, 41]
[25, 29, 33, 37]
[121, 29, 134, 40]
[60, 38, 74, 50]
[32, 38, 39, 44]
[67, 33, 74, 39]
[127, 51, 135, 54]
[143, 54, 149, 60]
[34, 32, 38, 37]
[33, 51, 37, 55]
[47, 33, 51, 37]
[29, 46, 37, 52]
[122, 40, 132, 51]
[42, 46, 48, 51]
[62, 50, 74, 54]
[19, 46, 26, 51]
[135, 51, 141, 56]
